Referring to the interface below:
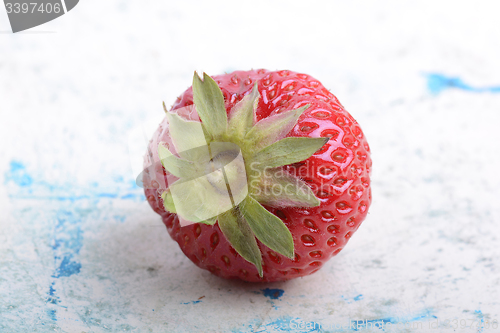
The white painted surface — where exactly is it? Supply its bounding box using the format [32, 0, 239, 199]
[1, 1, 500, 332]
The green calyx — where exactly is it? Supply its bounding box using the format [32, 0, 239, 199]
[159, 72, 328, 276]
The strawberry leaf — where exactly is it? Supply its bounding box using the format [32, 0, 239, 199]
[167, 177, 231, 223]
[192, 72, 228, 140]
[166, 112, 209, 161]
[228, 83, 258, 141]
[253, 137, 329, 168]
[158, 143, 202, 179]
[166, 145, 248, 223]
[218, 209, 263, 276]
[251, 167, 320, 207]
[161, 189, 177, 213]
[245, 105, 309, 149]
[240, 196, 295, 259]
[161, 189, 218, 229]
[199, 217, 217, 226]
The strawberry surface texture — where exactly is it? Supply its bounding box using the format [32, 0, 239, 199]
[143, 69, 372, 282]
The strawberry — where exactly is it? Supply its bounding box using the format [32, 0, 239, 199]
[143, 69, 371, 282]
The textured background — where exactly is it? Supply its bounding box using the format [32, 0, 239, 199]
[1, 1, 500, 332]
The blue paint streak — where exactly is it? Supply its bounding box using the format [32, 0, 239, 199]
[96, 193, 118, 198]
[4, 160, 145, 202]
[261, 288, 285, 300]
[351, 311, 437, 331]
[353, 294, 363, 301]
[407, 310, 438, 322]
[52, 211, 83, 278]
[46, 210, 84, 320]
[181, 300, 202, 305]
[10, 193, 146, 202]
[426, 73, 500, 95]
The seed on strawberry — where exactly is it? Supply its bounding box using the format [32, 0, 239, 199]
[143, 69, 372, 282]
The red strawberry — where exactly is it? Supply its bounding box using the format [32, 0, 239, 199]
[143, 69, 371, 282]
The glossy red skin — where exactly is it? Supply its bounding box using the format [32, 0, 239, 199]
[144, 69, 372, 282]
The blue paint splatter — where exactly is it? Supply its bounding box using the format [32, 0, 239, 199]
[55, 256, 82, 277]
[261, 288, 285, 300]
[426, 73, 500, 95]
[475, 310, 485, 333]
[341, 294, 365, 304]
[47, 282, 59, 305]
[47, 309, 57, 321]
[5, 161, 33, 187]
[46, 283, 60, 321]
[258, 288, 285, 310]
[5, 161, 146, 324]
